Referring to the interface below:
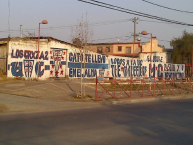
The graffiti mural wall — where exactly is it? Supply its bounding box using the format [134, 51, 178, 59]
[68, 51, 108, 78]
[7, 38, 185, 80]
[7, 40, 51, 79]
[67, 50, 185, 80]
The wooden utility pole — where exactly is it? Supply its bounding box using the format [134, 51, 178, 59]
[132, 17, 138, 60]
[132, 17, 138, 43]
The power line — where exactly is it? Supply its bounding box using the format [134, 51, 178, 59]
[139, 19, 170, 24]
[142, 0, 193, 14]
[77, 0, 193, 26]
[92, 33, 170, 44]
[0, 19, 134, 33]
[92, 33, 132, 42]
[140, 35, 170, 43]
[1, 15, 187, 35]
[42, 19, 133, 30]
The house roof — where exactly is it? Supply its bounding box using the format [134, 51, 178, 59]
[0, 37, 75, 47]
[37, 37, 73, 46]
[0, 38, 8, 41]
[0, 38, 8, 45]
[87, 42, 141, 45]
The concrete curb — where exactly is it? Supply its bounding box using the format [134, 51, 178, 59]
[106, 94, 193, 105]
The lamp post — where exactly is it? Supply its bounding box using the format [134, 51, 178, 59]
[37, 20, 48, 80]
[141, 31, 153, 93]
[192, 45, 193, 77]
[141, 31, 153, 74]
[132, 36, 135, 62]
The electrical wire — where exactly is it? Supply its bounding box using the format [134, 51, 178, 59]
[140, 35, 170, 43]
[77, 0, 193, 26]
[142, 0, 193, 14]
[139, 19, 170, 24]
[0, 18, 133, 33]
[92, 33, 132, 42]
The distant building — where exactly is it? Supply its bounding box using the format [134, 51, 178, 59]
[0, 38, 8, 73]
[85, 42, 142, 57]
[86, 38, 165, 58]
[141, 38, 164, 53]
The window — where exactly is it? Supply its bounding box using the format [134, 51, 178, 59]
[126, 47, 131, 54]
[97, 47, 102, 53]
[118, 46, 122, 52]
[106, 47, 110, 52]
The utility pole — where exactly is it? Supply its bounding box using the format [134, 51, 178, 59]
[132, 17, 138, 42]
[132, 17, 138, 60]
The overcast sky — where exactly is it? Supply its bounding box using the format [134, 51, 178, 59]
[1, 0, 193, 48]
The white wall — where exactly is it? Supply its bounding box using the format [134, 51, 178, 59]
[7, 38, 185, 80]
[7, 38, 72, 80]
[139, 52, 167, 63]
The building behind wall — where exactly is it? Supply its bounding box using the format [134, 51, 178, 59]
[86, 38, 164, 58]
[85, 42, 142, 57]
[141, 38, 164, 53]
[85, 43, 113, 56]
[0, 38, 9, 74]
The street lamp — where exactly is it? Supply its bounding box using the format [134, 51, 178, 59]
[37, 20, 48, 79]
[141, 30, 153, 73]
[141, 30, 154, 94]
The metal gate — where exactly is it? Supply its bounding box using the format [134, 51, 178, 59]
[95, 76, 193, 101]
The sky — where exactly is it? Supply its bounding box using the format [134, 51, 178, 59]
[1, 0, 193, 48]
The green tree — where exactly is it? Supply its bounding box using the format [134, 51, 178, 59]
[171, 30, 193, 64]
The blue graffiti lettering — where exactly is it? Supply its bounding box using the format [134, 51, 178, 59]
[11, 49, 23, 58]
[85, 69, 97, 77]
[69, 68, 77, 77]
[87, 54, 91, 63]
[69, 53, 73, 62]
[164, 64, 175, 71]
[149, 64, 155, 78]
[69, 68, 97, 78]
[123, 65, 147, 77]
[111, 65, 121, 77]
[35, 62, 44, 77]
[11, 49, 47, 60]
[39, 51, 45, 60]
[157, 64, 163, 78]
[77, 68, 81, 77]
[111, 58, 125, 66]
[153, 56, 163, 62]
[44, 51, 48, 60]
[99, 69, 105, 77]
[11, 62, 23, 77]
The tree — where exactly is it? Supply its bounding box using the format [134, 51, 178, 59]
[71, 14, 93, 48]
[170, 30, 193, 64]
[71, 13, 93, 98]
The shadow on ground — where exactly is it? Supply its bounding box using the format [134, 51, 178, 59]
[0, 79, 96, 102]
